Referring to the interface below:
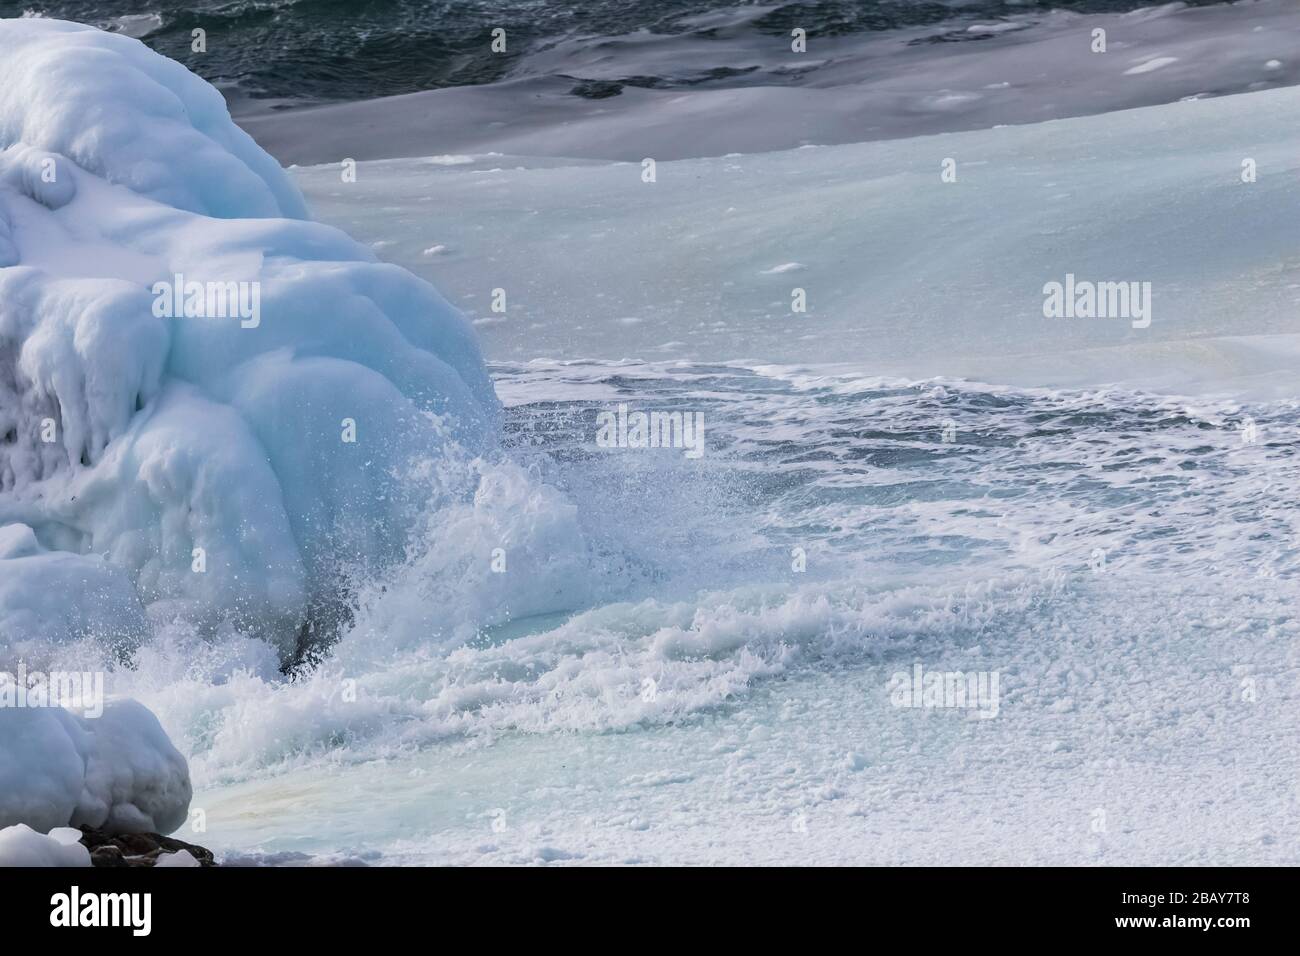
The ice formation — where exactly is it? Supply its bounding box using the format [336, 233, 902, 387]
[0, 18, 498, 658]
[0, 699, 191, 836]
[311, 84, 1300, 397]
[0, 824, 90, 867]
[0, 17, 499, 846]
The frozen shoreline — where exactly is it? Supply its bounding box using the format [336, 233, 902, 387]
[294, 81, 1300, 400]
[241, 1, 1300, 165]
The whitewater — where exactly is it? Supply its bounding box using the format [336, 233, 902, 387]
[1, 13, 1297, 865]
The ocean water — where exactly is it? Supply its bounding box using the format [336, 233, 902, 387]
[103, 361, 1299, 864]
[97, 54, 1300, 864]
[3, 0, 1234, 105]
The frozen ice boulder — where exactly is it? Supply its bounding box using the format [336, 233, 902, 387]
[0, 18, 499, 658]
[0, 699, 192, 835]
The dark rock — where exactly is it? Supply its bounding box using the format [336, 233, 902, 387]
[156, 834, 216, 866]
[89, 845, 128, 868]
[568, 79, 624, 100]
[113, 832, 160, 855]
[78, 825, 217, 867]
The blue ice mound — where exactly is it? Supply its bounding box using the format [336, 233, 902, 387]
[0, 18, 499, 659]
[0, 700, 192, 837]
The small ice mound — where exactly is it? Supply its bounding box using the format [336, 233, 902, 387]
[0, 824, 91, 866]
[0, 699, 191, 835]
[1125, 56, 1179, 75]
[105, 13, 164, 40]
[0, 18, 500, 656]
[760, 262, 806, 275]
[918, 91, 982, 111]
[154, 848, 201, 867]
[1265, 60, 1283, 71]
[966, 22, 1028, 36]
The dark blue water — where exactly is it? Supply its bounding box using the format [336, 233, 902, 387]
[3, 1, 1233, 105]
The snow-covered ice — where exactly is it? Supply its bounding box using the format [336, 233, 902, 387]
[0, 18, 497, 656]
[153, 848, 200, 867]
[0, 823, 90, 867]
[0, 16, 495, 848]
[301, 83, 1300, 399]
[0, 699, 190, 835]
